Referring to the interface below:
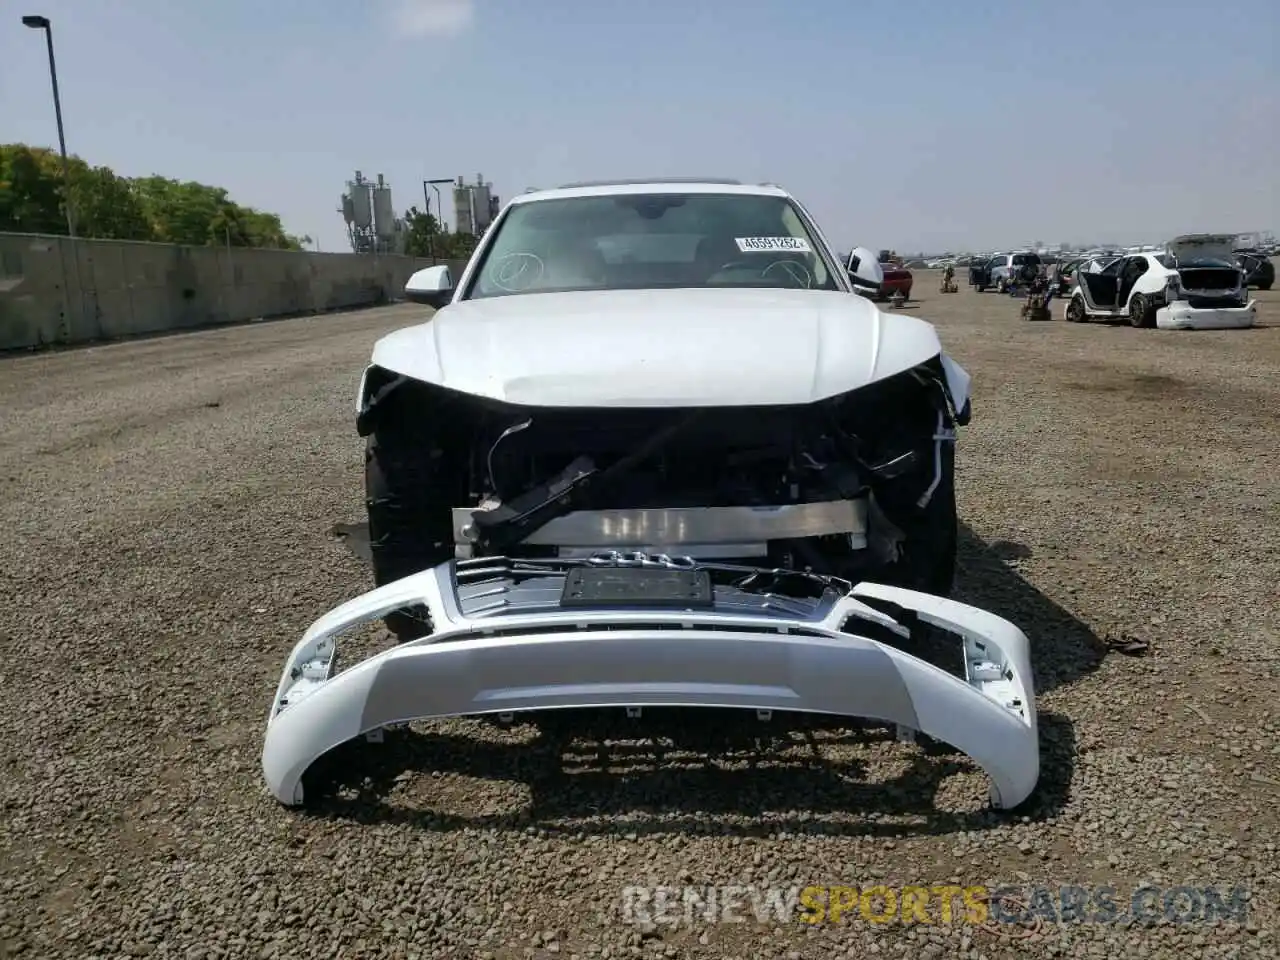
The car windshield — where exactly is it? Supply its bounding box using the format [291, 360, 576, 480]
[464, 192, 839, 299]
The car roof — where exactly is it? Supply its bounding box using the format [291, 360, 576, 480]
[510, 180, 792, 204]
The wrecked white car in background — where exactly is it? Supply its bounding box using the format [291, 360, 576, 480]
[842, 245, 885, 297]
[261, 179, 1039, 812]
[1064, 234, 1257, 329]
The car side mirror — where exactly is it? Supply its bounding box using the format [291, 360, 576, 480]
[404, 265, 454, 308]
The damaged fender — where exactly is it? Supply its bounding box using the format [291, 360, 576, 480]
[939, 353, 971, 423]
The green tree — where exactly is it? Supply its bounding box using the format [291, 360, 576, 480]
[70, 165, 152, 240]
[133, 176, 231, 246]
[402, 205, 479, 260]
[0, 144, 70, 234]
[0, 142, 302, 250]
[402, 205, 440, 258]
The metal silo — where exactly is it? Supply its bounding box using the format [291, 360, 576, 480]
[372, 173, 396, 240]
[453, 176, 475, 236]
[349, 171, 373, 230]
[472, 181, 493, 232]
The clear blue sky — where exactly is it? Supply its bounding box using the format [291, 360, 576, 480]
[3, 0, 1276, 253]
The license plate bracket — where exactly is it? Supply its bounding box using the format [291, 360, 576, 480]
[561, 566, 713, 609]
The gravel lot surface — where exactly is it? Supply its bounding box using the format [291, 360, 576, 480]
[3, 282, 1278, 960]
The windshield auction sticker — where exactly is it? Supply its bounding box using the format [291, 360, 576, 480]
[735, 237, 812, 254]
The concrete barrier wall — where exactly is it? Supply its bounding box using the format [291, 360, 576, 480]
[0, 232, 470, 350]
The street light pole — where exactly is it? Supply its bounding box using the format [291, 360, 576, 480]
[425, 179, 451, 230]
[23, 14, 75, 238]
[425, 177, 452, 265]
[421, 180, 436, 263]
[24, 13, 83, 343]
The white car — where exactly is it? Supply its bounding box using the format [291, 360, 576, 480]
[1064, 234, 1257, 329]
[842, 245, 885, 296]
[261, 179, 1039, 812]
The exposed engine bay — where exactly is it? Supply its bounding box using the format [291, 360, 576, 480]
[357, 353, 968, 576]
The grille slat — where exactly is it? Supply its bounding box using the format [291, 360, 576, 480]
[451, 557, 839, 623]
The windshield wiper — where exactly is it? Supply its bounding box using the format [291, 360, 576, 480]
[467, 410, 711, 552]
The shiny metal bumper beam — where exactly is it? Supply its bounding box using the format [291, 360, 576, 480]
[453, 500, 868, 557]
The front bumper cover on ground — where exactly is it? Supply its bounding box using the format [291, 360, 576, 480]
[261, 555, 1040, 810]
[1156, 300, 1256, 330]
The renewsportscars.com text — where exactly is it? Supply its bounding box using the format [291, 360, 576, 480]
[619, 883, 1250, 927]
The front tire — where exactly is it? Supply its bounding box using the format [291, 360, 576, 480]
[1066, 296, 1085, 323]
[879, 443, 958, 597]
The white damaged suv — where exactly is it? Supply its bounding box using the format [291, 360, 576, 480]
[360, 179, 973, 639]
[259, 180, 1043, 813]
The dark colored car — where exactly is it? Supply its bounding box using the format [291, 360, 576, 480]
[1236, 251, 1275, 290]
[878, 258, 913, 300]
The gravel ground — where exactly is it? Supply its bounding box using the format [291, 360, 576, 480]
[3, 283, 1278, 960]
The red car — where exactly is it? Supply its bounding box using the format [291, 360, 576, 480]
[878, 255, 913, 300]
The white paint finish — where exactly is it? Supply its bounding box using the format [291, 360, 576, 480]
[377, 180, 974, 407]
[508, 182, 791, 206]
[370, 287, 949, 407]
[262, 561, 1039, 810]
[846, 246, 885, 292]
[1156, 301, 1257, 330]
[404, 264, 452, 295]
[939, 353, 972, 413]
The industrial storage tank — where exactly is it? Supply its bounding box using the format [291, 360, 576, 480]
[372, 175, 396, 240]
[472, 182, 493, 232]
[453, 178, 475, 236]
[349, 177, 373, 230]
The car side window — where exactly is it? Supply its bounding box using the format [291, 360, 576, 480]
[1100, 258, 1126, 277]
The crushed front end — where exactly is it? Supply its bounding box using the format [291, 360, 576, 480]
[261, 552, 1039, 811]
[359, 352, 970, 616]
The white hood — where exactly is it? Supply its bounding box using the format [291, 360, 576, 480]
[369, 288, 945, 408]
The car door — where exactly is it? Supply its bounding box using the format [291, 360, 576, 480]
[1116, 256, 1150, 306]
[969, 257, 991, 286]
[1076, 255, 1124, 310]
